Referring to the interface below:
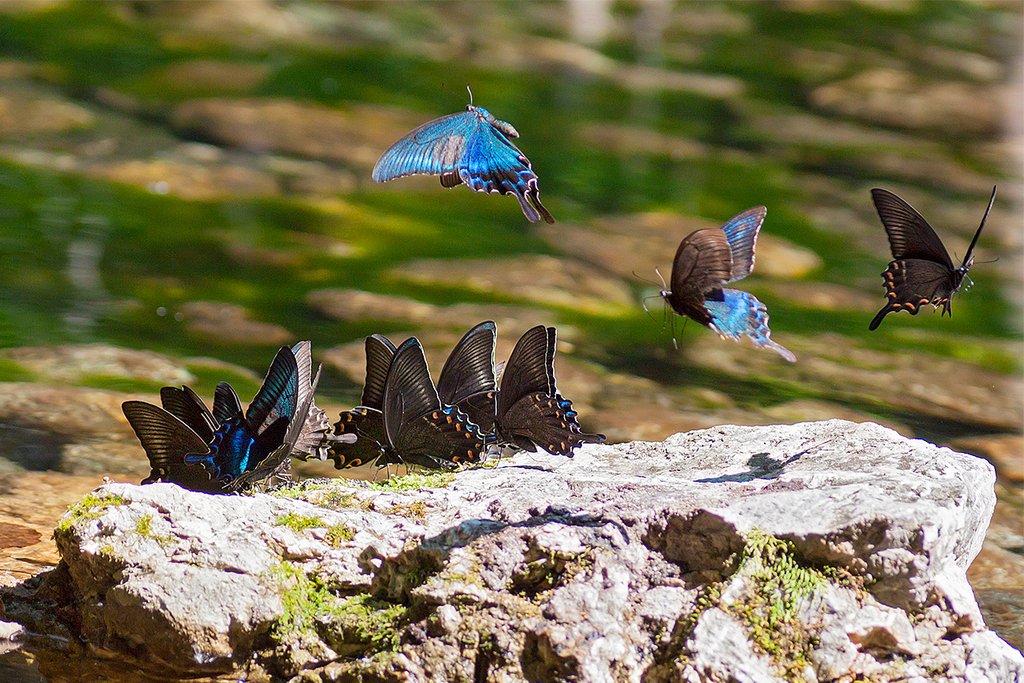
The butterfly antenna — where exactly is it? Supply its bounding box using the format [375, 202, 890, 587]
[964, 185, 997, 264]
[466, 84, 474, 106]
[655, 266, 668, 291]
[632, 269, 664, 289]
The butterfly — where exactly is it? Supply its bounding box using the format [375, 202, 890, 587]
[122, 398, 223, 493]
[492, 325, 604, 456]
[436, 321, 498, 433]
[181, 345, 306, 491]
[372, 91, 554, 224]
[381, 337, 488, 469]
[288, 340, 349, 462]
[659, 206, 795, 362]
[868, 186, 996, 330]
[329, 334, 396, 470]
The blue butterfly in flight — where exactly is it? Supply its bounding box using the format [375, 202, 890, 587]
[658, 206, 796, 362]
[372, 89, 554, 224]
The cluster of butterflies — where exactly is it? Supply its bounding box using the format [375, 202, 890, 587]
[122, 324, 604, 493]
[374, 93, 997, 346]
[122, 95, 997, 492]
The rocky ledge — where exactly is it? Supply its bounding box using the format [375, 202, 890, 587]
[6, 420, 1023, 682]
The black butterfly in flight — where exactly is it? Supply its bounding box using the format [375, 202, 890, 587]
[869, 186, 996, 330]
[492, 325, 604, 456]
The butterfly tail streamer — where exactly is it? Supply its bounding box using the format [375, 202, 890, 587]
[706, 289, 796, 362]
[868, 305, 891, 331]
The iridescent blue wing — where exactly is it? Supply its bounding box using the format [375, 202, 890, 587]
[372, 112, 477, 185]
[437, 321, 497, 433]
[184, 414, 290, 491]
[246, 347, 300, 435]
[720, 206, 766, 283]
[122, 400, 221, 492]
[459, 123, 554, 224]
[383, 338, 486, 469]
[705, 289, 796, 362]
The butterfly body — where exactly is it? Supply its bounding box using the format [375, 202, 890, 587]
[660, 206, 795, 362]
[869, 187, 995, 330]
[372, 101, 554, 224]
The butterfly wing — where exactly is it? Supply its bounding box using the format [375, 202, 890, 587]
[383, 338, 485, 468]
[286, 342, 341, 461]
[868, 259, 960, 330]
[437, 321, 497, 432]
[329, 407, 387, 469]
[246, 347, 300, 435]
[159, 386, 217, 442]
[372, 111, 477, 184]
[122, 401, 218, 490]
[664, 228, 733, 326]
[705, 288, 796, 362]
[213, 382, 242, 425]
[361, 334, 398, 409]
[496, 325, 552, 419]
[497, 391, 604, 456]
[871, 189, 954, 267]
[720, 206, 766, 282]
[459, 122, 554, 223]
[184, 414, 290, 490]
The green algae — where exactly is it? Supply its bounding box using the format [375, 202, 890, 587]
[55, 492, 127, 534]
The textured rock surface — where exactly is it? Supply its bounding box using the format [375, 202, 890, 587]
[6, 420, 1022, 682]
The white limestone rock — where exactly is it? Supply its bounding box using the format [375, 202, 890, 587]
[9, 420, 1021, 682]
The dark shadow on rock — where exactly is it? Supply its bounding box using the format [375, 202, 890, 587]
[371, 506, 632, 600]
[642, 510, 745, 587]
[695, 446, 808, 484]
